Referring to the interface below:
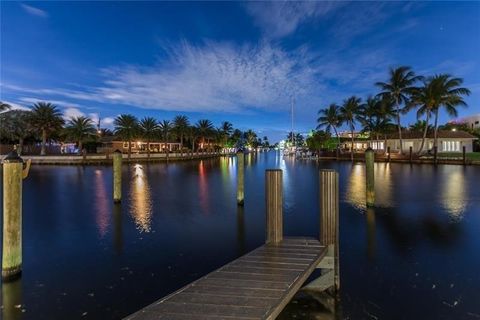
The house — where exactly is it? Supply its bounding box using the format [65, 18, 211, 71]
[98, 136, 182, 154]
[450, 114, 480, 130]
[374, 130, 477, 153]
[343, 130, 477, 153]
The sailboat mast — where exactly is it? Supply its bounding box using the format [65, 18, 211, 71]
[291, 95, 295, 147]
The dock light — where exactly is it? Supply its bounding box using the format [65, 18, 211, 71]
[134, 164, 143, 177]
[452, 128, 457, 132]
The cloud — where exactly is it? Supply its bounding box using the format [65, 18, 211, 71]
[0, 101, 30, 111]
[20, 4, 48, 18]
[246, 1, 342, 38]
[19, 97, 82, 108]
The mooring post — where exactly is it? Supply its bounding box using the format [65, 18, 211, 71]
[113, 150, 122, 203]
[266, 169, 283, 244]
[387, 146, 391, 162]
[365, 148, 375, 207]
[409, 146, 413, 164]
[319, 169, 340, 291]
[434, 146, 438, 165]
[2, 151, 29, 281]
[236, 151, 245, 206]
[463, 146, 466, 165]
[336, 147, 339, 161]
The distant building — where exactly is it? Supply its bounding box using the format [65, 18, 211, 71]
[343, 130, 477, 153]
[449, 114, 480, 130]
[98, 136, 181, 154]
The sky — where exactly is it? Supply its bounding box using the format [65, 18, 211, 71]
[1, 1, 479, 142]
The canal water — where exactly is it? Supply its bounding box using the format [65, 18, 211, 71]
[1, 151, 479, 319]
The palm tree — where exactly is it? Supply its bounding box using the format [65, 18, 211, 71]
[376, 66, 422, 154]
[114, 114, 138, 159]
[0, 110, 31, 155]
[0, 101, 12, 112]
[173, 115, 190, 149]
[317, 103, 343, 147]
[245, 129, 258, 147]
[357, 96, 381, 147]
[340, 96, 362, 161]
[219, 121, 233, 147]
[410, 74, 470, 153]
[159, 120, 172, 152]
[139, 117, 159, 157]
[409, 120, 432, 133]
[29, 102, 65, 155]
[196, 119, 214, 151]
[65, 116, 96, 152]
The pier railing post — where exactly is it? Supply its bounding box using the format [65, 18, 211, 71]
[463, 146, 466, 165]
[319, 169, 339, 291]
[365, 148, 375, 207]
[2, 151, 25, 281]
[236, 151, 245, 206]
[266, 169, 283, 244]
[113, 150, 122, 203]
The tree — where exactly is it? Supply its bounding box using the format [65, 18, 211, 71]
[410, 74, 470, 153]
[196, 119, 214, 150]
[286, 132, 304, 147]
[114, 114, 138, 159]
[0, 110, 31, 155]
[306, 130, 332, 152]
[219, 121, 233, 147]
[64, 116, 96, 152]
[139, 117, 159, 157]
[262, 136, 270, 148]
[340, 96, 362, 161]
[245, 129, 258, 147]
[0, 101, 12, 112]
[376, 66, 422, 154]
[173, 115, 190, 149]
[159, 120, 173, 151]
[29, 102, 65, 155]
[409, 120, 432, 133]
[317, 103, 343, 147]
[356, 96, 381, 147]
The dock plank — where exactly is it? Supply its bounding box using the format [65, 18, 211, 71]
[125, 237, 326, 320]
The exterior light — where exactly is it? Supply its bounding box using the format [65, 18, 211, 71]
[452, 128, 457, 132]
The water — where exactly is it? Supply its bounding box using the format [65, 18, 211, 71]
[1, 151, 479, 319]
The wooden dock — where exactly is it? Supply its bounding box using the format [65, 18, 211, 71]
[126, 238, 326, 320]
[125, 169, 340, 320]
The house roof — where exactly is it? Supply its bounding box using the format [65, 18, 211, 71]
[386, 130, 477, 140]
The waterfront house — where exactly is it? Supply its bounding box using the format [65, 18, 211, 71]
[98, 136, 182, 154]
[343, 130, 477, 153]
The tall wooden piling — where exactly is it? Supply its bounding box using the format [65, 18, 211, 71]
[365, 148, 375, 207]
[266, 169, 283, 244]
[463, 146, 466, 165]
[2, 151, 25, 281]
[236, 151, 245, 206]
[319, 169, 339, 291]
[113, 150, 122, 203]
[409, 146, 413, 164]
[434, 146, 438, 165]
[387, 146, 391, 162]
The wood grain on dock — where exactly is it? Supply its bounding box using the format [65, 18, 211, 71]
[125, 237, 326, 320]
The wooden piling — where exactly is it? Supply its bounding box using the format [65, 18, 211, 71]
[236, 151, 245, 206]
[463, 146, 466, 165]
[409, 146, 413, 164]
[319, 169, 339, 291]
[434, 146, 438, 165]
[387, 146, 391, 162]
[365, 148, 375, 207]
[265, 169, 283, 244]
[2, 151, 24, 281]
[113, 150, 122, 203]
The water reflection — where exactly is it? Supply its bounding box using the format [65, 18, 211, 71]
[442, 169, 467, 220]
[375, 163, 393, 208]
[129, 164, 152, 232]
[1, 279, 22, 320]
[366, 208, 376, 261]
[198, 161, 210, 215]
[113, 204, 123, 254]
[345, 163, 365, 210]
[237, 205, 246, 256]
[94, 169, 110, 237]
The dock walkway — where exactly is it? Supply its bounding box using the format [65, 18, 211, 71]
[126, 237, 326, 320]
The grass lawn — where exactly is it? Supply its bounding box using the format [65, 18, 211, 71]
[437, 152, 480, 160]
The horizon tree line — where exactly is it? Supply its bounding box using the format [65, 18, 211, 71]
[0, 102, 270, 156]
[316, 66, 471, 158]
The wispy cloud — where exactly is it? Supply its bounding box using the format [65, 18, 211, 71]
[20, 3, 48, 18]
[246, 1, 343, 38]
[19, 97, 82, 108]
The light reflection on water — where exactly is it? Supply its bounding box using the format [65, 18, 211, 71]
[442, 169, 467, 220]
[94, 169, 110, 237]
[129, 164, 152, 232]
[198, 161, 210, 215]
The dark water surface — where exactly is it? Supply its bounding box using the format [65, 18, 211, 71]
[1, 151, 479, 319]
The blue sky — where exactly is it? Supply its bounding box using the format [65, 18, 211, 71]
[1, 1, 479, 142]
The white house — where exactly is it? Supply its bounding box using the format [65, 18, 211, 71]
[371, 130, 477, 153]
